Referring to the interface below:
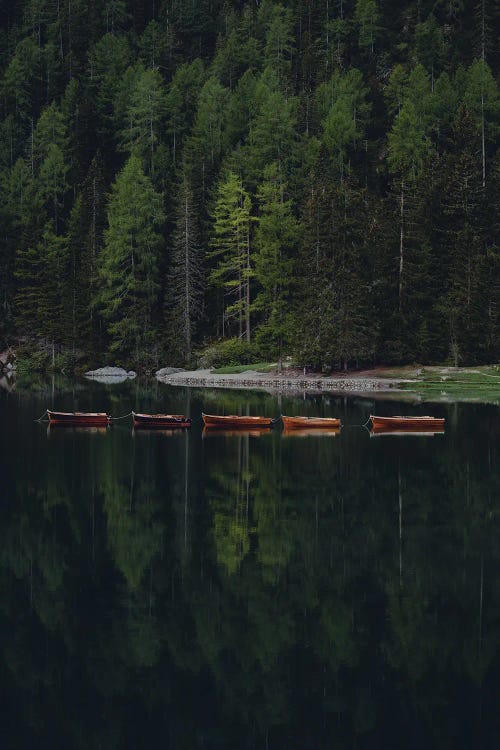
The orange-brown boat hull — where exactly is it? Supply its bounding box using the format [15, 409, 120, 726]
[132, 412, 191, 428]
[202, 413, 275, 429]
[283, 428, 340, 437]
[47, 410, 110, 426]
[281, 415, 341, 430]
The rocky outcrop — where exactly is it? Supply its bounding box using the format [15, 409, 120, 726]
[155, 367, 185, 378]
[0, 348, 16, 372]
[85, 366, 136, 382]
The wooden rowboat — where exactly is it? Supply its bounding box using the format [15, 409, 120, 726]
[202, 413, 276, 429]
[281, 415, 341, 430]
[370, 415, 445, 431]
[132, 412, 191, 428]
[47, 410, 110, 426]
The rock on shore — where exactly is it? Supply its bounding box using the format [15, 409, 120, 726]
[85, 366, 136, 382]
[155, 367, 185, 377]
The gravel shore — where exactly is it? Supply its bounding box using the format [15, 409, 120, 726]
[155, 368, 405, 394]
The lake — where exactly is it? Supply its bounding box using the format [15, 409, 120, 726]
[1, 379, 499, 749]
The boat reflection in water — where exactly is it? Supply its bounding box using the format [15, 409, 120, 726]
[369, 428, 445, 438]
[132, 427, 187, 438]
[282, 428, 340, 438]
[202, 427, 271, 438]
[47, 424, 109, 436]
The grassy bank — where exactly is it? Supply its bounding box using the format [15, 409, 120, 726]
[211, 362, 277, 374]
[385, 365, 500, 403]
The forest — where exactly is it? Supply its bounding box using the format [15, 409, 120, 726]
[0, 0, 499, 372]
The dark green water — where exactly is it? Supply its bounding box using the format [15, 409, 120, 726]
[1, 380, 499, 749]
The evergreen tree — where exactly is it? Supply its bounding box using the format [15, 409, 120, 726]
[354, 0, 381, 57]
[239, 70, 299, 189]
[415, 14, 446, 89]
[184, 76, 229, 199]
[385, 65, 408, 117]
[440, 110, 492, 364]
[165, 171, 205, 364]
[263, 3, 295, 89]
[139, 19, 177, 73]
[388, 100, 431, 313]
[88, 33, 132, 141]
[463, 59, 500, 187]
[65, 154, 107, 351]
[14, 225, 71, 349]
[97, 155, 165, 362]
[164, 59, 206, 166]
[253, 163, 297, 364]
[119, 65, 166, 177]
[209, 171, 254, 342]
[294, 156, 373, 370]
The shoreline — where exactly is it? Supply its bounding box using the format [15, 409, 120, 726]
[155, 368, 407, 395]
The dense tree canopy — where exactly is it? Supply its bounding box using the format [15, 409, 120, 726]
[0, 0, 499, 367]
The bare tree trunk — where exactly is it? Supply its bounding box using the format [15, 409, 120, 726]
[246, 224, 251, 342]
[481, 89, 486, 188]
[480, 0, 486, 61]
[399, 177, 405, 311]
[184, 192, 191, 359]
[325, 0, 329, 72]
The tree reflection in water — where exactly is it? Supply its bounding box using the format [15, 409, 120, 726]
[0, 386, 499, 749]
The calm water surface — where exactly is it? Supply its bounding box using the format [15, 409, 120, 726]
[1, 380, 499, 749]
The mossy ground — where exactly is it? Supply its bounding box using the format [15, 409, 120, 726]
[211, 362, 277, 374]
[388, 365, 500, 403]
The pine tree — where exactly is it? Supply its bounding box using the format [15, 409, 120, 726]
[294, 155, 373, 370]
[316, 69, 371, 179]
[97, 155, 165, 362]
[463, 59, 500, 187]
[119, 65, 166, 177]
[139, 19, 177, 73]
[88, 33, 132, 141]
[14, 224, 71, 347]
[209, 171, 254, 342]
[164, 59, 206, 166]
[183, 76, 229, 199]
[164, 171, 205, 364]
[253, 163, 297, 364]
[385, 65, 408, 117]
[263, 3, 295, 90]
[415, 14, 446, 90]
[65, 154, 107, 351]
[354, 0, 381, 57]
[0, 158, 36, 341]
[240, 70, 299, 190]
[388, 100, 431, 312]
[440, 110, 491, 364]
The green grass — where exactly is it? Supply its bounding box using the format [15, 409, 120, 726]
[398, 366, 500, 402]
[211, 362, 277, 374]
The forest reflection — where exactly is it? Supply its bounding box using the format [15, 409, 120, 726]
[0, 386, 499, 749]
